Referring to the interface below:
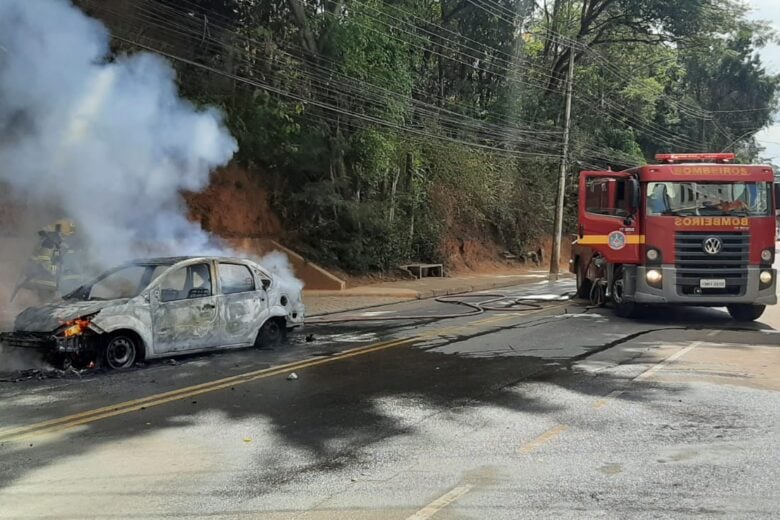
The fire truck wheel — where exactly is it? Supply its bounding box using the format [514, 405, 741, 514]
[727, 304, 766, 322]
[612, 273, 638, 318]
[613, 298, 638, 318]
[575, 260, 592, 299]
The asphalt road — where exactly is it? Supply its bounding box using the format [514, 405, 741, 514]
[1, 278, 779, 519]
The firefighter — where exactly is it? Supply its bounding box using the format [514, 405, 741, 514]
[10, 219, 77, 302]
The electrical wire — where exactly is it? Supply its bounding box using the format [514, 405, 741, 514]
[131, 1, 655, 162]
[144, 0, 713, 151]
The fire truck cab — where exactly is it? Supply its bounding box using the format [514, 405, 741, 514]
[570, 153, 777, 321]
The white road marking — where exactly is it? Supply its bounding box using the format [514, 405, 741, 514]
[634, 330, 717, 382]
[358, 311, 395, 317]
[516, 294, 570, 301]
[406, 485, 474, 520]
[595, 330, 719, 409]
[633, 342, 702, 381]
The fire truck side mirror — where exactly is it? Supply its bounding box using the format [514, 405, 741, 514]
[629, 178, 641, 213]
[774, 184, 780, 214]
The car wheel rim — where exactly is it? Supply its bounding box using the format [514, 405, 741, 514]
[268, 322, 280, 339]
[107, 337, 135, 368]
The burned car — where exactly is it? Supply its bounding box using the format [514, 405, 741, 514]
[0, 256, 304, 370]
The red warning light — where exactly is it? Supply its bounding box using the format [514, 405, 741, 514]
[654, 153, 735, 164]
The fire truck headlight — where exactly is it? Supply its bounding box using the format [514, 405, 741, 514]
[760, 270, 773, 285]
[646, 269, 663, 285]
[761, 249, 773, 263]
[646, 248, 660, 262]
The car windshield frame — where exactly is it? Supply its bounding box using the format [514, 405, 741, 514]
[64, 263, 173, 301]
[646, 181, 772, 217]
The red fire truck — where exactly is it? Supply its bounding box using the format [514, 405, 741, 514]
[570, 153, 777, 321]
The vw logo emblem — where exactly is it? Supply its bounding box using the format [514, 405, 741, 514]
[703, 237, 722, 255]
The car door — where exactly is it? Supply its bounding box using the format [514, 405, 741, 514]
[217, 262, 268, 346]
[577, 171, 643, 265]
[151, 261, 222, 353]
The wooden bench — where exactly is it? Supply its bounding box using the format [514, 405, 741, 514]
[399, 263, 444, 279]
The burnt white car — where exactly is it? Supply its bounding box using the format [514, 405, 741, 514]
[1, 256, 304, 370]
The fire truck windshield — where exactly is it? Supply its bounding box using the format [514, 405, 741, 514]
[646, 182, 772, 217]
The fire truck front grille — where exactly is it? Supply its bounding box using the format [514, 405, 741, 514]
[675, 232, 749, 296]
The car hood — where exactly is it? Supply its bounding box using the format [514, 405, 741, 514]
[14, 299, 129, 333]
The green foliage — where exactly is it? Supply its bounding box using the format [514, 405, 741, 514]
[93, 0, 780, 273]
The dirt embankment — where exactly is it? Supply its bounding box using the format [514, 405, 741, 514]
[429, 184, 563, 274]
[185, 166, 281, 238]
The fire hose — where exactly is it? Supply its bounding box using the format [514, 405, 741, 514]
[306, 292, 576, 324]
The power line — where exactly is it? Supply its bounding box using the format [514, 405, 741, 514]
[149, 0, 706, 150]
[141, 0, 568, 135]
[116, 5, 568, 156]
[111, 35, 566, 161]
[136, 0, 647, 165]
[96, 0, 652, 167]
[140, 1, 647, 165]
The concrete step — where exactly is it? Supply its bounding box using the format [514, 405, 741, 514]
[227, 238, 346, 291]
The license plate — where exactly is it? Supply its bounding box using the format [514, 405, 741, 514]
[700, 279, 726, 289]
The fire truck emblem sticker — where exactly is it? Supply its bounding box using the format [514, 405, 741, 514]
[608, 231, 626, 250]
[703, 237, 722, 255]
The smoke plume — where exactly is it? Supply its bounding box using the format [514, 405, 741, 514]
[0, 0, 238, 267]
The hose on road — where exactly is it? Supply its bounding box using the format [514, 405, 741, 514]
[307, 292, 576, 324]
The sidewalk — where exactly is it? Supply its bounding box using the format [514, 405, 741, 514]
[303, 269, 556, 316]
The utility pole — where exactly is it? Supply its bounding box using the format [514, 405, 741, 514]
[549, 48, 575, 281]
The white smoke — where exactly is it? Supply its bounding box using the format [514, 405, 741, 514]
[0, 344, 50, 373]
[0, 0, 238, 267]
[257, 251, 305, 303]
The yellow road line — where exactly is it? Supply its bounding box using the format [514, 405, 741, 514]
[1, 302, 571, 442]
[406, 484, 474, 520]
[519, 424, 568, 454]
[592, 390, 625, 410]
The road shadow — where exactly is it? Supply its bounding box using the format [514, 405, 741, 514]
[1, 301, 776, 496]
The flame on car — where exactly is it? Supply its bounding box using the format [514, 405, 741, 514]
[62, 318, 92, 338]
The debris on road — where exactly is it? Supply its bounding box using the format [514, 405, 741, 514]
[287, 372, 299, 381]
[0, 366, 94, 383]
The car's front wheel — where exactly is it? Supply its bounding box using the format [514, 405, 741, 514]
[102, 333, 139, 370]
[727, 304, 766, 322]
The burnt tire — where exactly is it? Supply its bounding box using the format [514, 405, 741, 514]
[256, 318, 286, 349]
[727, 304, 766, 322]
[575, 260, 592, 299]
[102, 333, 138, 370]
